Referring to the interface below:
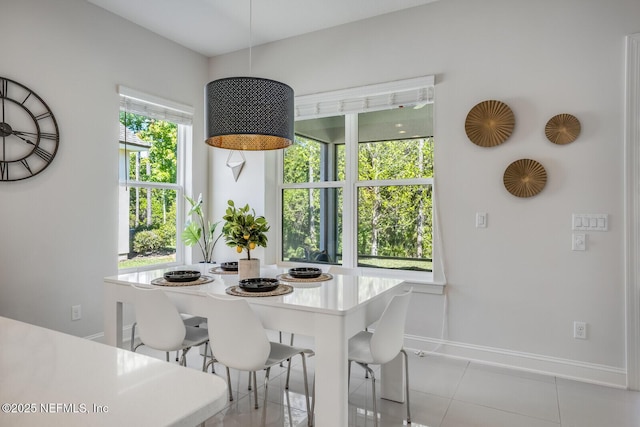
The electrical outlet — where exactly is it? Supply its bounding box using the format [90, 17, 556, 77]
[572, 233, 586, 251]
[573, 321, 587, 339]
[71, 305, 82, 321]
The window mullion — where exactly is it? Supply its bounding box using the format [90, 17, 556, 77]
[342, 113, 358, 269]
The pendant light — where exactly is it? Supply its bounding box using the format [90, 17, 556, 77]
[205, 0, 294, 150]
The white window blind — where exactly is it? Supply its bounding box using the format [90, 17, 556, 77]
[294, 75, 434, 120]
[118, 85, 194, 125]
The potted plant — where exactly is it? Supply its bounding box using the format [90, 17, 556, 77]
[221, 200, 269, 279]
[181, 194, 222, 265]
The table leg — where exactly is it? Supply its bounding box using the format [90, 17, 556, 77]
[313, 314, 348, 427]
[103, 284, 123, 347]
[380, 352, 405, 402]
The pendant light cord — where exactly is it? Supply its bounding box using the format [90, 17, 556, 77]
[249, 0, 252, 74]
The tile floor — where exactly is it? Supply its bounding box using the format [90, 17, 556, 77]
[133, 335, 640, 427]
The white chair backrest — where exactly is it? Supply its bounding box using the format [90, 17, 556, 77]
[205, 294, 271, 372]
[131, 285, 186, 351]
[370, 290, 412, 364]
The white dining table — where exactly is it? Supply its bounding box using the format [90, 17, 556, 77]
[103, 265, 406, 427]
[0, 315, 227, 427]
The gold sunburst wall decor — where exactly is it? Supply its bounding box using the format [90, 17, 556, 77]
[545, 113, 580, 145]
[503, 159, 547, 198]
[465, 100, 515, 147]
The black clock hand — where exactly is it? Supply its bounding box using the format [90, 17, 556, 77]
[11, 130, 53, 162]
[0, 79, 6, 123]
[14, 129, 58, 141]
[13, 130, 36, 136]
[11, 131, 35, 145]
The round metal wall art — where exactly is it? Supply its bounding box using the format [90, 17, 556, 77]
[465, 100, 515, 147]
[503, 159, 547, 198]
[545, 113, 580, 145]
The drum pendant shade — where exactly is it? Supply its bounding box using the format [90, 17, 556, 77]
[205, 77, 294, 150]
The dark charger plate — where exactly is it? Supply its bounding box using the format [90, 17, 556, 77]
[220, 261, 239, 271]
[288, 267, 322, 279]
[238, 278, 279, 293]
[164, 270, 201, 282]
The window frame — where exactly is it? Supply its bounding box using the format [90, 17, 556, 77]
[117, 87, 193, 273]
[276, 76, 436, 282]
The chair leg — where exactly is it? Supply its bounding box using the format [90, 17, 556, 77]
[358, 363, 378, 427]
[202, 342, 209, 372]
[369, 366, 378, 427]
[364, 327, 369, 379]
[248, 372, 252, 390]
[179, 347, 191, 366]
[262, 368, 271, 424]
[226, 367, 234, 401]
[278, 331, 295, 370]
[401, 349, 411, 424]
[310, 373, 316, 426]
[279, 332, 295, 367]
[285, 357, 292, 390]
[279, 332, 284, 367]
[253, 371, 259, 409]
[299, 353, 312, 427]
[203, 346, 216, 373]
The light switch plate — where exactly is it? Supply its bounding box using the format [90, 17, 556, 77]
[572, 214, 608, 231]
[476, 212, 487, 228]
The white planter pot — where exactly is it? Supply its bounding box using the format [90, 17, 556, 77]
[238, 258, 260, 280]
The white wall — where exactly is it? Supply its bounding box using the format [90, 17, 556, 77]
[0, 0, 209, 337]
[1, 0, 637, 388]
[209, 0, 640, 386]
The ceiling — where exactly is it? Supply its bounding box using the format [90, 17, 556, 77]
[86, 0, 438, 57]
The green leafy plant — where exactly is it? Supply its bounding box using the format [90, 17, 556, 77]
[182, 194, 222, 263]
[133, 230, 163, 254]
[222, 200, 269, 260]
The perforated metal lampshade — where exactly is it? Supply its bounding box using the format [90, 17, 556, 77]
[205, 77, 294, 150]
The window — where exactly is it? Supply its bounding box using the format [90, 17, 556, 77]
[279, 77, 435, 274]
[117, 87, 193, 271]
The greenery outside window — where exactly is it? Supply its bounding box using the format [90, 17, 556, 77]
[117, 87, 193, 271]
[279, 76, 435, 275]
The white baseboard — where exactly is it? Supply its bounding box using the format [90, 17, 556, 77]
[86, 324, 134, 347]
[88, 326, 627, 389]
[405, 334, 627, 389]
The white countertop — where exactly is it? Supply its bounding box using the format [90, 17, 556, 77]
[0, 316, 227, 426]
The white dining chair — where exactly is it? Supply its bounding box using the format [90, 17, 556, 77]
[348, 289, 412, 426]
[203, 294, 314, 426]
[130, 284, 210, 369]
[130, 314, 206, 361]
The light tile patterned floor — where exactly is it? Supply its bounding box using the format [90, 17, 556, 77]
[134, 335, 640, 427]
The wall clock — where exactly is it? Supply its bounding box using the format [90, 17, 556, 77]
[0, 77, 59, 181]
